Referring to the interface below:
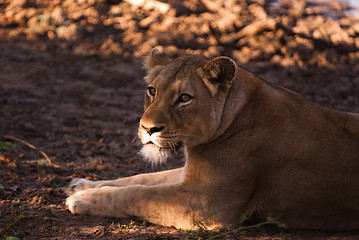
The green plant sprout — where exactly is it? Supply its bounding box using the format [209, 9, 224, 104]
[0, 141, 16, 152]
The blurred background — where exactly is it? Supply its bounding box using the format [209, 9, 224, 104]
[1, 0, 359, 63]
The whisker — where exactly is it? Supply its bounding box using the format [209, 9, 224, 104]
[169, 141, 176, 151]
[132, 135, 142, 147]
[178, 132, 196, 138]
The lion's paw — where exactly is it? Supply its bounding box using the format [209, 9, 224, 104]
[66, 178, 94, 195]
[66, 190, 95, 215]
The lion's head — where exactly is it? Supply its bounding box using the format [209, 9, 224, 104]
[138, 49, 237, 164]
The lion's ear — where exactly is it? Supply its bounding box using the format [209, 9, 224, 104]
[144, 48, 170, 69]
[197, 57, 236, 97]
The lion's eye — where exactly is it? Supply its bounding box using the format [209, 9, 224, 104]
[178, 94, 193, 103]
[147, 87, 156, 98]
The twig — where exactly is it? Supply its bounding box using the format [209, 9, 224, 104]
[4, 135, 52, 165]
[209, 18, 277, 48]
[208, 23, 223, 46]
[0, 215, 25, 237]
[276, 22, 359, 53]
[207, 218, 285, 240]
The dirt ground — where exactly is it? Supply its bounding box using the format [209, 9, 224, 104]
[0, 0, 359, 239]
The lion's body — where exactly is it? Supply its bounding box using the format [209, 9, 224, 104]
[66, 51, 359, 231]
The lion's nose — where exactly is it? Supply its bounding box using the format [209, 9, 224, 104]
[141, 124, 165, 135]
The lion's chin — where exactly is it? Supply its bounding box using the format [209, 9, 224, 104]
[139, 144, 173, 165]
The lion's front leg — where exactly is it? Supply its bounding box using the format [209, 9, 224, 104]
[66, 178, 97, 195]
[66, 184, 215, 230]
[67, 167, 184, 195]
[66, 186, 131, 217]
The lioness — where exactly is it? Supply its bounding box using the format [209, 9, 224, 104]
[66, 49, 359, 231]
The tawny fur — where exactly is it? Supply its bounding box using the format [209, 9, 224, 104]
[66, 49, 359, 231]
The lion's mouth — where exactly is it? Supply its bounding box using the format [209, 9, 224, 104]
[145, 141, 183, 152]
